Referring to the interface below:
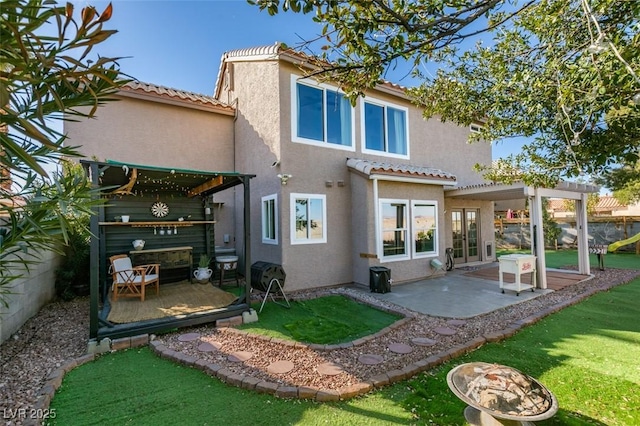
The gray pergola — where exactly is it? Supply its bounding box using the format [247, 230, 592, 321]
[446, 181, 600, 289]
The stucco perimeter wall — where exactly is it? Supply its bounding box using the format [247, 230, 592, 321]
[0, 251, 61, 345]
[65, 96, 235, 172]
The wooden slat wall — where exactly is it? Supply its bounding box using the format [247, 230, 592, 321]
[102, 193, 213, 283]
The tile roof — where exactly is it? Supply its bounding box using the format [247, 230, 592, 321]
[550, 196, 626, 212]
[221, 43, 281, 61]
[346, 157, 457, 183]
[595, 195, 625, 211]
[121, 81, 234, 114]
[214, 42, 408, 99]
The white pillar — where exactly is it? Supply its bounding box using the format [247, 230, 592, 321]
[532, 189, 547, 289]
[576, 193, 591, 275]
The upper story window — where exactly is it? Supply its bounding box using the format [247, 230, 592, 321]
[362, 99, 409, 158]
[470, 123, 483, 133]
[261, 194, 278, 245]
[290, 193, 327, 244]
[291, 76, 354, 150]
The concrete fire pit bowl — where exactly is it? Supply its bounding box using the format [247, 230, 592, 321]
[447, 362, 558, 426]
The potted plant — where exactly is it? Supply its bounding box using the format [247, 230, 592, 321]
[194, 254, 212, 284]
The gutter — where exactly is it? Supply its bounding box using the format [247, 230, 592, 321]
[369, 174, 457, 187]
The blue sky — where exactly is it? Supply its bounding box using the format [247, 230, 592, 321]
[69, 0, 526, 159]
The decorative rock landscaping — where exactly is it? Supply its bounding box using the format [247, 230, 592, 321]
[197, 342, 221, 352]
[4, 268, 639, 414]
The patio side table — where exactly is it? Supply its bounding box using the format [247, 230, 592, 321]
[216, 255, 239, 287]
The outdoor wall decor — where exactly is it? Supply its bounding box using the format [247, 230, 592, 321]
[151, 201, 169, 218]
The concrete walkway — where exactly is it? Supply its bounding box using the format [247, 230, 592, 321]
[362, 267, 553, 319]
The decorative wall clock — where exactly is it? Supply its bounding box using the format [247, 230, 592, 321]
[151, 201, 169, 218]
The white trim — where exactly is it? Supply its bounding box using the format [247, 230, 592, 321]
[261, 194, 278, 245]
[470, 124, 483, 133]
[411, 200, 439, 258]
[290, 193, 327, 245]
[361, 97, 410, 159]
[369, 174, 457, 186]
[290, 75, 356, 151]
[378, 198, 410, 262]
[373, 178, 380, 259]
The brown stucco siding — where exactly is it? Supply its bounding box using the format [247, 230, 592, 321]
[64, 95, 237, 249]
[375, 180, 447, 283]
[444, 198, 495, 261]
[65, 97, 235, 172]
[228, 60, 284, 268]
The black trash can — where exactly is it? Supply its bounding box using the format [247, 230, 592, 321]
[369, 266, 391, 293]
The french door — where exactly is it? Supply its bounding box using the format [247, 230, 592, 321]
[451, 209, 480, 263]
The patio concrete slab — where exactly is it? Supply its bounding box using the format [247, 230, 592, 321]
[363, 270, 552, 319]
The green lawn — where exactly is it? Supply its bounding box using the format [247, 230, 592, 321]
[497, 248, 638, 269]
[238, 295, 402, 344]
[50, 252, 640, 425]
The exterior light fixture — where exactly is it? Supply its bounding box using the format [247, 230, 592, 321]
[277, 173, 292, 185]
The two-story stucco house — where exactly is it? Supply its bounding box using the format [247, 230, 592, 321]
[65, 43, 499, 293]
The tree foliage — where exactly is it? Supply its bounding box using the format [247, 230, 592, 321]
[414, 0, 639, 187]
[595, 159, 640, 205]
[249, 0, 525, 100]
[1, 0, 126, 306]
[249, 0, 639, 189]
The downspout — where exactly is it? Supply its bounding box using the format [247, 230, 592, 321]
[373, 177, 379, 259]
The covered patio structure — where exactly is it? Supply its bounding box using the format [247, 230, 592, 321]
[445, 181, 600, 289]
[82, 160, 255, 340]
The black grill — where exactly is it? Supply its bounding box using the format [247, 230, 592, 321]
[250, 261, 286, 292]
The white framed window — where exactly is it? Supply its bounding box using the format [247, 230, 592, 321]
[411, 200, 438, 257]
[261, 194, 278, 244]
[291, 76, 354, 150]
[362, 98, 409, 158]
[470, 123, 483, 133]
[379, 199, 409, 260]
[290, 193, 327, 244]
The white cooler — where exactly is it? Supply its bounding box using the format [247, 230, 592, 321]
[498, 254, 537, 295]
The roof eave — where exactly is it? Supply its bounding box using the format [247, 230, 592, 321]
[118, 89, 235, 116]
[370, 173, 457, 186]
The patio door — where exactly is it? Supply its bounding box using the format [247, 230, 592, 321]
[451, 209, 480, 264]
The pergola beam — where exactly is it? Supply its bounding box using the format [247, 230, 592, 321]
[187, 175, 224, 197]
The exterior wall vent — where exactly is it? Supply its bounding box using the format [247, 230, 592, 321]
[484, 240, 495, 260]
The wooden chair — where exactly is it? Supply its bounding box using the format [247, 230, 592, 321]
[109, 254, 160, 302]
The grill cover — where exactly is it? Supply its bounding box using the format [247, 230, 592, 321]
[250, 261, 286, 292]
